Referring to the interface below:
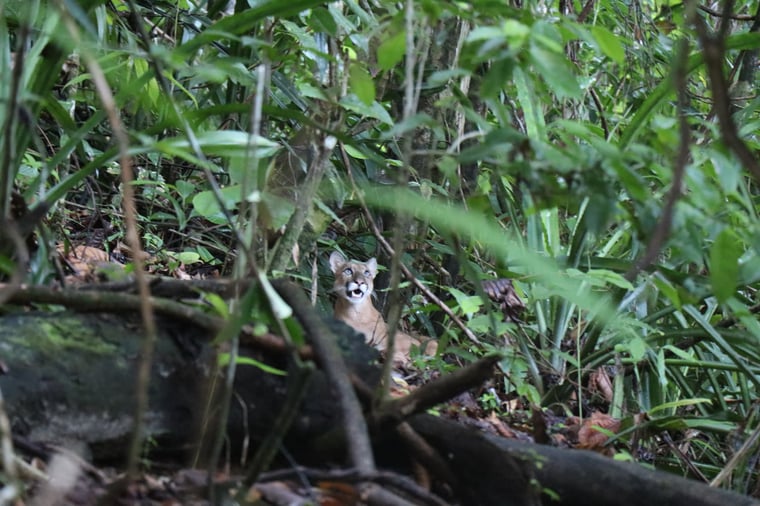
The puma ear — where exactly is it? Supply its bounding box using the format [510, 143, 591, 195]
[329, 251, 347, 273]
[366, 257, 378, 277]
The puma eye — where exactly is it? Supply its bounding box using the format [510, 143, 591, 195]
[344, 268, 353, 276]
[363, 270, 370, 276]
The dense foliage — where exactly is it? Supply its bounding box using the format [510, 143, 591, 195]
[2, 0, 760, 495]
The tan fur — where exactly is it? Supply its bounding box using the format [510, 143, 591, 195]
[329, 251, 437, 367]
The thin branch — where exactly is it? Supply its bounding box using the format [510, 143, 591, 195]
[698, 4, 753, 21]
[1, 283, 307, 356]
[268, 133, 337, 273]
[382, 0, 423, 396]
[372, 355, 501, 426]
[123, 3, 256, 271]
[710, 423, 760, 487]
[694, 6, 760, 186]
[238, 64, 269, 272]
[56, 1, 158, 479]
[340, 145, 481, 345]
[589, 87, 610, 139]
[624, 34, 691, 281]
[0, 386, 17, 482]
[577, 0, 596, 23]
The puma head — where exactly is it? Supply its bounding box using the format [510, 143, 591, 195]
[329, 251, 378, 305]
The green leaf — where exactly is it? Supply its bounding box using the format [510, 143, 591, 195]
[528, 45, 581, 99]
[258, 272, 293, 319]
[377, 30, 406, 71]
[656, 348, 667, 386]
[339, 94, 393, 124]
[648, 398, 712, 415]
[309, 7, 338, 36]
[349, 63, 376, 105]
[156, 131, 280, 158]
[132, 57, 160, 107]
[175, 180, 196, 202]
[710, 228, 740, 303]
[620, 32, 760, 147]
[591, 25, 625, 64]
[176, 0, 329, 58]
[204, 292, 230, 318]
[586, 269, 634, 290]
[177, 251, 201, 264]
[447, 287, 483, 318]
[652, 274, 681, 308]
[219, 353, 287, 376]
[192, 185, 243, 224]
[480, 59, 514, 98]
[364, 186, 614, 321]
[628, 336, 647, 361]
[260, 192, 296, 229]
[684, 305, 760, 388]
[343, 144, 368, 159]
[385, 113, 437, 138]
[467, 25, 505, 42]
[502, 19, 530, 50]
[513, 67, 545, 141]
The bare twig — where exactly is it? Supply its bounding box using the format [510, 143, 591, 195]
[660, 431, 709, 482]
[238, 63, 268, 271]
[624, 31, 691, 281]
[125, 7, 256, 271]
[698, 4, 754, 21]
[269, 132, 337, 273]
[694, 5, 760, 186]
[0, 283, 311, 356]
[589, 88, 610, 139]
[710, 423, 760, 487]
[381, 0, 422, 397]
[340, 146, 481, 345]
[0, 387, 17, 482]
[577, 0, 596, 23]
[56, 1, 157, 479]
[372, 355, 500, 425]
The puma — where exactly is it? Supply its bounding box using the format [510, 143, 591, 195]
[329, 251, 437, 367]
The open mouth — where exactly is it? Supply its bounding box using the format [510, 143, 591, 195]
[349, 288, 364, 298]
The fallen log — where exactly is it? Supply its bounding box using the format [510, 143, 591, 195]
[0, 311, 209, 462]
[0, 310, 378, 465]
[410, 414, 759, 506]
[0, 306, 757, 506]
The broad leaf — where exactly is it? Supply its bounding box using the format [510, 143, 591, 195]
[710, 228, 740, 303]
[377, 30, 406, 71]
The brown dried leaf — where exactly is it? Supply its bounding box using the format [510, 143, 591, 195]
[317, 481, 360, 506]
[589, 367, 614, 403]
[577, 411, 621, 453]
